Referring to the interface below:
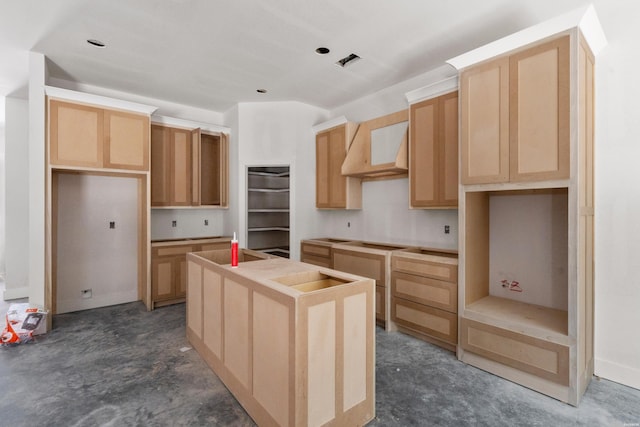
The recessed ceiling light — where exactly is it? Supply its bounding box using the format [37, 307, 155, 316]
[256, 89, 267, 94]
[315, 47, 330, 55]
[87, 39, 106, 48]
[336, 53, 361, 68]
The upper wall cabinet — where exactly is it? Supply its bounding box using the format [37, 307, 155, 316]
[410, 91, 459, 208]
[151, 123, 228, 208]
[342, 110, 408, 180]
[49, 99, 149, 171]
[460, 36, 570, 185]
[316, 122, 362, 209]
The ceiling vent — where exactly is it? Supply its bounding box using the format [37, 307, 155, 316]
[336, 53, 361, 68]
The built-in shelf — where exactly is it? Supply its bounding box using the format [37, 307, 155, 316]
[247, 166, 290, 258]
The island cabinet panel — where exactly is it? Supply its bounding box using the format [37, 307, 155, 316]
[186, 253, 375, 427]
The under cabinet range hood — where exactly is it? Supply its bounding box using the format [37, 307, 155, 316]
[341, 109, 408, 180]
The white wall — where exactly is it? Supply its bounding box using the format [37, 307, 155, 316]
[590, 0, 640, 390]
[233, 102, 328, 261]
[3, 96, 29, 300]
[0, 121, 5, 278]
[56, 174, 138, 313]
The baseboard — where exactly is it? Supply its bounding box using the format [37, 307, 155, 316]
[56, 291, 138, 314]
[595, 358, 640, 391]
[2, 286, 29, 301]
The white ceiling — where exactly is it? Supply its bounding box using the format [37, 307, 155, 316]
[0, 0, 595, 113]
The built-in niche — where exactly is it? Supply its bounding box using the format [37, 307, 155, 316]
[464, 188, 569, 336]
[53, 171, 147, 314]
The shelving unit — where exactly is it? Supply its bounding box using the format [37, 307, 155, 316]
[247, 166, 290, 257]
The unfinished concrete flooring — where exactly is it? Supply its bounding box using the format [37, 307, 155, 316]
[1, 301, 639, 426]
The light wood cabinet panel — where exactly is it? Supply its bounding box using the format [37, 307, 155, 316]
[410, 91, 459, 208]
[170, 128, 192, 206]
[151, 124, 228, 208]
[460, 57, 510, 184]
[151, 125, 171, 206]
[392, 271, 457, 313]
[316, 123, 361, 209]
[152, 258, 176, 301]
[49, 99, 149, 171]
[392, 297, 458, 345]
[461, 36, 570, 185]
[510, 36, 570, 182]
[103, 110, 149, 171]
[49, 100, 104, 168]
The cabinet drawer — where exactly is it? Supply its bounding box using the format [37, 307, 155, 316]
[460, 318, 569, 386]
[392, 253, 457, 282]
[392, 271, 457, 313]
[301, 243, 331, 258]
[392, 297, 457, 345]
[301, 254, 331, 268]
[200, 242, 229, 252]
[155, 245, 196, 257]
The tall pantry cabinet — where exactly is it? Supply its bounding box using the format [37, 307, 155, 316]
[449, 19, 603, 406]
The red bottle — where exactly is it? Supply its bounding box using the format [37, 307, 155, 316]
[231, 232, 238, 267]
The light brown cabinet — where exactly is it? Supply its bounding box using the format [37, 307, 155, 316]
[299, 237, 354, 268]
[460, 36, 570, 184]
[151, 237, 230, 308]
[49, 99, 149, 171]
[151, 124, 228, 208]
[391, 248, 458, 351]
[456, 30, 596, 405]
[410, 91, 458, 208]
[316, 123, 361, 209]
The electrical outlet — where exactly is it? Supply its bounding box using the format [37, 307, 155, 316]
[109, 221, 115, 229]
[347, 222, 351, 228]
[172, 220, 177, 227]
[444, 225, 450, 234]
[204, 219, 209, 226]
[81, 289, 92, 299]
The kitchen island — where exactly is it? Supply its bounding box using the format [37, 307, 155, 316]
[186, 249, 376, 427]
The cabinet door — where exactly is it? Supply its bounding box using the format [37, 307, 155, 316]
[440, 92, 459, 206]
[49, 100, 104, 168]
[316, 126, 349, 208]
[510, 36, 570, 182]
[460, 57, 509, 184]
[151, 125, 171, 206]
[152, 257, 175, 301]
[104, 110, 149, 171]
[410, 97, 438, 207]
[316, 130, 331, 208]
[176, 257, 188, 298]
[170, 128, 192, 206]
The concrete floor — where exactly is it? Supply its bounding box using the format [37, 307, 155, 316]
[1, 300, 639, 426]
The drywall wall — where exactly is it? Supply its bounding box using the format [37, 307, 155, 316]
[591, 0, 640, 390]
[489, 191, 569, 310]
[233, 101, 328, 261]
[3, 96, 29, 300]
[56, 173, 138, 313]
[0, 122, 5, 278]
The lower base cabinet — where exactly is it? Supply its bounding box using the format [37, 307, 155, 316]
[151, 237, 231, 308]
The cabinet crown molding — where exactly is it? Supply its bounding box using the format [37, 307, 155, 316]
[446, 4, 606, 70]
[151, 115, 230, 135]
[45, 86, 158, 115]
[405, 77, 458, 105]
[312, 115, 348, 134]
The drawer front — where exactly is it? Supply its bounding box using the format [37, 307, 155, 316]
[392, 254, 457, 283]
[392, 297, 457, 344]
[460, 318, 569, 386]
[200, 242, 229, 252]
[376, 285, 386, 323]
[155, 245, 196, 257]
[301, 254, 331, 268]
[332, 249, 385, 287]
[301, 242, 331, 258]
[392, 271, 457, 313]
